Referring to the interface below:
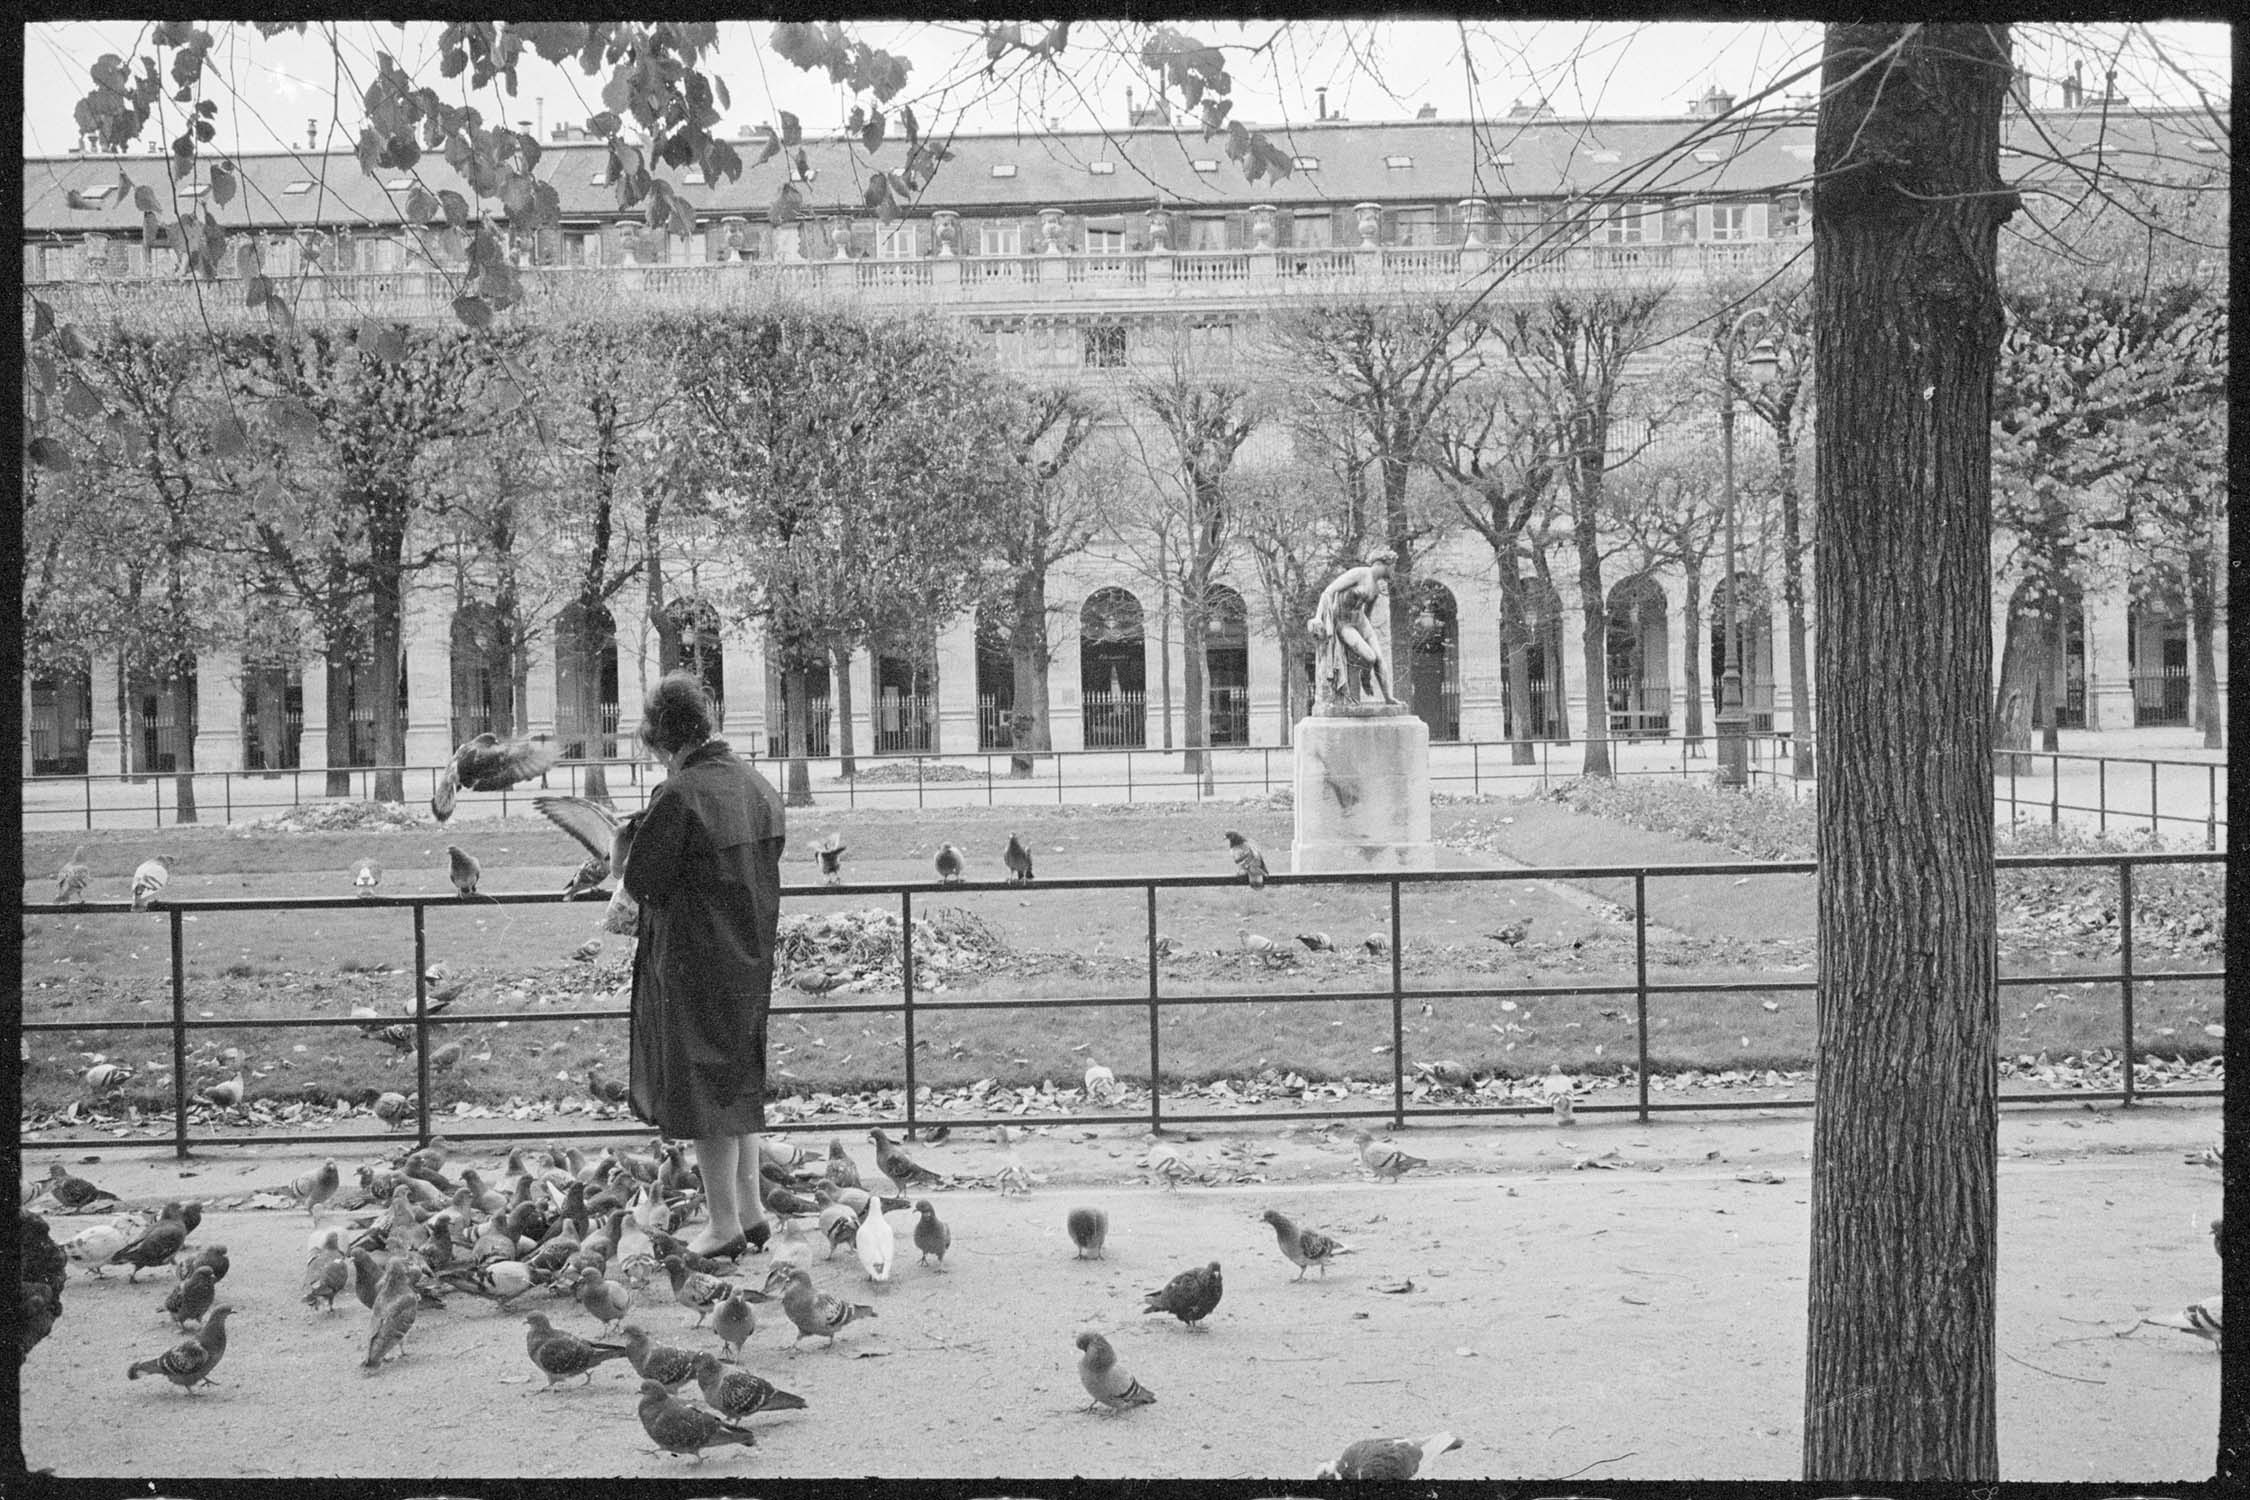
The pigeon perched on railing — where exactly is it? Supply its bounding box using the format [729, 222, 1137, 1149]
[935, 844, 966, 884]
[352, 859, 382, 897]
[130, 856, 171, 910]
[1003, 833, 1035, 881]
[55, 847, 90, 904]
[532, 795, 620, 901]
[1224, 831, 1267, 887]
[447, 845, 483, 899]
[815, 832, 846, 886]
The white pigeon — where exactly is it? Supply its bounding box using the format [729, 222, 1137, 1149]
[63, 1216, 146, 1274]
[1144, 1140, 1193, 1191]
[130, 856, 171, 910]
[855, 1199, 895, 1283]
[1083, 1063, 1118, 1106]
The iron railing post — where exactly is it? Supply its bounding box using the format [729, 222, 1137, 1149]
[917, 756, 926, 811]
[84, 774, 93, 831]
[2209, 765, 2218, 850]
[2006, 756, 2016, 828]
[2149, 761, 2159, 839]
[2118, 861, 2136, 1107]
[2098, 760, 2107, 834]
[987, 754, 995, 808]
[1635, 872, 1651, 1124]
[2050, 754, 2060, 829]
[171, 907, 189, 1159]
[1145, 883, 1162, 1138]
[1056, 752, 1064, 805]
[1472, 742, 1480, 796]
[223, 770, 232, 825]
[1126, 751, 1133, 804]
[901, 888, 918, 1137]
[1390, 877, 1405, 1130]
[413, 902, 432, 1146]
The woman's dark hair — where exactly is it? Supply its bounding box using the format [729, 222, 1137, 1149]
[639, 672, 719, 756]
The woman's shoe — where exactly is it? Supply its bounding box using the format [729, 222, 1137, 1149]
[686, 1231, 749, 1261]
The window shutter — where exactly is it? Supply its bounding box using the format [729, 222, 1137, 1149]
[1437, 200, 1459, 244]
[1226, 210, 1249, 249]
[1640, 202, 1664, 243]
[1695, 204, 1713, 242]
[1747, 202, 1770, 239]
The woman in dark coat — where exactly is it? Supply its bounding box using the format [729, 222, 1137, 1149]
[621, 672, 786, 1257]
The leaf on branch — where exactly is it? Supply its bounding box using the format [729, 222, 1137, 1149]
[359, 319, 407, 364]
[28, 435, 73, 473]
[133, 183, 160, 214]
[770, 182, 802, 226]
[452, 294, 494, 330]
[208, 413, 248, 458]
[245, 273, 272, 308]
[437, 189, 471, 228]
[31, 298, 55, 340]
[754, 129, 782, 167]
[779, 110, 802, 148]
[600, 67, 634, 116]
[860, 109, 885, 154]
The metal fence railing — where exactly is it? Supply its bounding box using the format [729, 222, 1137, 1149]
[19, 733, 2227, 846]
[17, 852, 2224, 1158]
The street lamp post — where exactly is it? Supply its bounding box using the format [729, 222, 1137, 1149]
[1716, 308, 1778, 790]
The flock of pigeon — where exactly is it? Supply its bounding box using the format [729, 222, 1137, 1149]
[26, 1118, 1462, 1476]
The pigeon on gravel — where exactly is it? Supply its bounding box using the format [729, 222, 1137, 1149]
[446, 845, 484, 899]
[1315, 1430, 1462, 1480]
[303, 1235, 349, 1313]
[523, 1312, 632, 1389]
[353, 859, 382, 896]
[290, 1160, 340, 1218]
[165, 1265, 219, 1330]
[1261, 1209, 1341, 1280]
[638, 1377, 758, 1462]
[775, 1264, 877, 1348]
[433, 732, 558, 823]
[130, 856, 171, 910]
[127, 1304, 232, 1392]
[575, 1265, 633, 1331]
[1003, 833, 1035, 881]
[1488, 918, 1532, 947]
[1076, 1330, 1157, 1413]
[662, 1255, 737, 1325]
[1352, 1130, 1427, 1182]
[178, 1244, 230, 1285]
[691, 1352, 808, 1420]
[106, 1210, 189, 1282]
[1364, 932, 1389, 957]
[814, 832, 846, 885]
[867, 1128, 943, 1190]
[621, 1324, 702, 1389]
[363, 1260, 420, 1370]
[911, 1201, 950, 1267]
[1224, 830, 1267, 887]
[1142, 1262, 1223, 1327]
[55, 846, 90, 903]
[824, 1137, 863, 1191]
[854, 1199, 894, 1283]
[44, 1163, 121, 1211]
[712, 1290, 756, 1361]
[935, 843, 966, 884]
[1066, 1207, 1109, 1260]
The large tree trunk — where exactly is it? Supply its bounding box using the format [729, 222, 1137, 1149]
[369, 545, 407, 806]
[1804, 21, 2012, 1483]
[1009, 572, 1051, 776]
[1776, 423, 1815, 777]
[2186, 538, 2222, 748]
[1572, 521, 1613, 778]
[1992, 590, 2055, 778]
[1498, 567, 1538, 765]
[167, 658, 199, 825]
[781, 664, 812, 806]
[832, 643, 857, 778]
[1181, 574, 1209, 780]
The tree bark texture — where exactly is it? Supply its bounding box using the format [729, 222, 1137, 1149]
[2186, 540, 2222, 748]
[1009, 570, 1052, 776]
[1498, 570, 1538, 765]
[1805, 21, 2014, 1483]
[1572, 521, 1613, 778]
[1775, 421, 1815, 777]
[1681, 567, 1707, 748]
[323, 636, 355, 799]
[832, 643, 857, 778]
[781, 664, 812, 806]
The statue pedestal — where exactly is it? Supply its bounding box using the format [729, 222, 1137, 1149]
[1291, 709, 1437, 873]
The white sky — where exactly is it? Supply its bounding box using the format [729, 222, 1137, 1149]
[20, 19, 2231, 158]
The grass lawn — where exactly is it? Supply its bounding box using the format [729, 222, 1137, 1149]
[18, 791, 2222, 1121]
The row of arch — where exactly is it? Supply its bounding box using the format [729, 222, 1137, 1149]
[27, 580, 2199, 774]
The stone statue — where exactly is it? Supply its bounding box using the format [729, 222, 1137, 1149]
[1309, 549, 1398, 711]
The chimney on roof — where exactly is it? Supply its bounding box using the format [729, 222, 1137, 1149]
[1690, 86, 1735, 118]
[2102, 68, 2127, 106]
[1507, 97, 1553, 120]
[307, 119, 318, 151]
[2062, 61, 2082, 109]
[1316, 86, 1328, 121]
[1416, 103, 1437, 120]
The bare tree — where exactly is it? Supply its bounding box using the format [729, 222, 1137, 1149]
[987, 382, 1106, 773]
[1606, 450, 1727, 748]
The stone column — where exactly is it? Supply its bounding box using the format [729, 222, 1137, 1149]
[193, 645, 244, 774]
[719, 611, 763, 748]
[298, 654, 330, 772]
[19, 673, 31, 779]
[1453, 572, 1506, 743]
[524, 629, 557, 741]
[2083, 581, 2132, 733]
[403, 586, 454, 767]
[933, 613, 979, 756]
[1248, 203, 1278, 287]
[87, 652, 124, 777]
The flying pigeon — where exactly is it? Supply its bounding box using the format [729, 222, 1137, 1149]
[1224, 830, 1267, 887]
[815, 832, 846, 886]
[638, 1377, 758, 1462]
[935, 844, 966, 884]
[532, 795, 619, 900]
[1260, 1208, 1341, 1280]
[432, 732, 559, 823]
[130, 856, 172, 910]
[446, 845, 483, 899]
[1352, 1130, 1427, 1182]
[1003, 833, 1035, 881]
[352, 859, 382, 897]
[1315, 1430, 1463, 1480]
[55, 846, 90, 903]
[1066, 1207, 1109, 1260]
[691, 1352, 808, 1420]
[1142, 1261, 1223, 1327]
[126, 1304, 233, 1392]
[911, 1200, 950, 1267]
[1076, 1330, 1157, 1413]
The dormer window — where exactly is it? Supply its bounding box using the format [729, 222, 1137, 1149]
[1089, 160, 1116, 175]
[588, 167, 612, 185]
[1694, 149, 1723, 163]
[1384, 154, 1413, 169]
[65, 185, 117, 208]
[1486, 152, 1514, 167]
[1191, 158, 1219, 173]
[283, 180, 316, 195]
[681, 166, 705, 184]
[991, 163, 1018, 178]
[1292, 154, 1320, 170]
[179, 183, 209, 198]
[385, 178, 414, 191]
[1585, 149, 1620, 164]
[2188, 137, 2221, 152]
